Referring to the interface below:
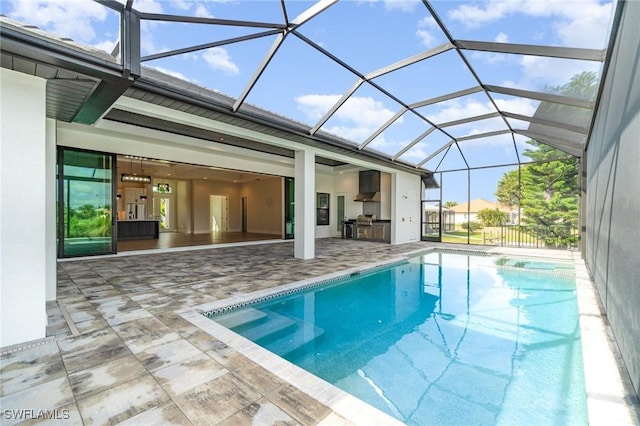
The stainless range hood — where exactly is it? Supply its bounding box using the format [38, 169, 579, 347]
[353, 191, 381, 202]
[354, 170, 381, 202]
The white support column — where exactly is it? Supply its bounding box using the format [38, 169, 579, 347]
[1, 69, 48, 347]
[46, 119, 57, 301]
[294, 149, 315, 259]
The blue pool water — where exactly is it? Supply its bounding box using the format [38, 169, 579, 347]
[211, 252, 586, 425]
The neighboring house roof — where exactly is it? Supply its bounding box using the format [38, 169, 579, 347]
[448, 199, 512, 214]
[424, 205, 453, 212]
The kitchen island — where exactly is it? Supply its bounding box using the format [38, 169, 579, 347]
[343, 217, 391, 243]
[117, 220, 159, 240]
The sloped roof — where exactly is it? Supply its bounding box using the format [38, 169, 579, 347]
[448, 198, 511, 213]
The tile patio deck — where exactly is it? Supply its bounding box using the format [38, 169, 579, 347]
[1, 239, 637, 425]
[1, 239, 437, 425]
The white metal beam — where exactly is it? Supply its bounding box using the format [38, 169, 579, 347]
[502, 111, 589, 134]
[233, 32, 286, 112]
[456, 40, 606, 61]
[392, 126, 436, 161]
[310, 79, 364, 135]
[486, 85, 595, 109]
[437, 112, 501, 129]
[410, 86, 483, 109]
[416, 139, 455, 168]
[359, 107, 407, 150]
[290, 0, 338, 26]
[365, 42, 454, 80]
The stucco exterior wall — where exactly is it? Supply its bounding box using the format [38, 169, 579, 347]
[585, 1, 640, 397]
[0, 69, 49, 347]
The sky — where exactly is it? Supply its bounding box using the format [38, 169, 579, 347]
[3, 0, 615, 203]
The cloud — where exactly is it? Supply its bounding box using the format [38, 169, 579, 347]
[296, 94, 400, 142]
[427, 98, 494, 125]
[495, 32, 509, 43]
[416, 16, 440, 48]
[202, 47, 240, 75]
[383, 0, 418, 12]
[8, 0, 108, 43]
[493, 97, 537, 116]
[448, 1, 512, 28]
[148, 66, 197, 83]
[131, 0, 164, 13]
[519, 55, 601, 88]
[194, 4, 214, 18]
[295, 94, 341, 121]
[399, 144, 429, 162]
[448, 0, 613, 48]
[449, 1, 613, 89]
[92, 39, 119, 56]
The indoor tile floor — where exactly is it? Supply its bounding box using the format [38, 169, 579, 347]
[1, 239, 437, 425]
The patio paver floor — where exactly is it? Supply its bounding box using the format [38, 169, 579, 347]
[1, 239, 435, 425]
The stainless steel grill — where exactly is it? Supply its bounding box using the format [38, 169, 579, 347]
[356, 215, 375, 239]
[356, 214, 376, 226]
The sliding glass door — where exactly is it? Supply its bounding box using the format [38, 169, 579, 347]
[58, 148, 116, 257]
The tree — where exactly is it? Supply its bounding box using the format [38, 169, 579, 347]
[492, 71, 592, 248]
[461, 221, 483, 232]
[520, 143, 579, 230]
[495, 169, 521, 210]
[477, 208, 509, 227]
[443, 201, 458, 208]
[494, 142, 579, 247]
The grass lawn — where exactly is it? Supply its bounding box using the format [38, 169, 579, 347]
[441, 227, 551, 246]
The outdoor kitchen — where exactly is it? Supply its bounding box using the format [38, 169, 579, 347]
[343, 170, 392, 243]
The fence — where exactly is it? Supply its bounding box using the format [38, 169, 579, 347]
[482, 224, 579, 249]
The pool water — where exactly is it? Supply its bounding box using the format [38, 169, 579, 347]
[212, 252, 587, 426]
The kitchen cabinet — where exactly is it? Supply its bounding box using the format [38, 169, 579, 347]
[371, 222, 391, 243]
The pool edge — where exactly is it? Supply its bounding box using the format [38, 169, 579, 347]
[181, 247, 637, 425]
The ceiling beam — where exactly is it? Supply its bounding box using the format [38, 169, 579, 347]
[365, 42, 454, 80]
[410, 86, 483, 109]
[486, 85, 595, 109]
[502, 111, 589, 134]
[359, 107, 407, 150]
[138, 13, 284, 29]
[456, 40, 606, 61]
[437, 112, 501, 129]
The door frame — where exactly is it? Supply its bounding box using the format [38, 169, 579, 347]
[57, 147, 117, 258]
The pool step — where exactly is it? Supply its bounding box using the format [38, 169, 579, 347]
[263, 321, 325, 357]
[240, 310, 297, 342]
[214, 308, 268, 329]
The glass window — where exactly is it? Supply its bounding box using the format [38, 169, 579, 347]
[58, 148, 115, 257]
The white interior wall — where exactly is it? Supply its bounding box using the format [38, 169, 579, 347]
[0, 69, 48, 347]
[176, 180, 191, 233]
[192, 179, 241, 233]
[241, 178, 283, 235]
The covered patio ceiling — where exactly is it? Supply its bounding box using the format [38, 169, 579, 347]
[0, 0, 618, 174]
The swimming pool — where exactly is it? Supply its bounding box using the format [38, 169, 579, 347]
[209, 251, 586, 425]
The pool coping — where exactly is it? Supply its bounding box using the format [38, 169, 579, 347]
[179, 246, 636, 425]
